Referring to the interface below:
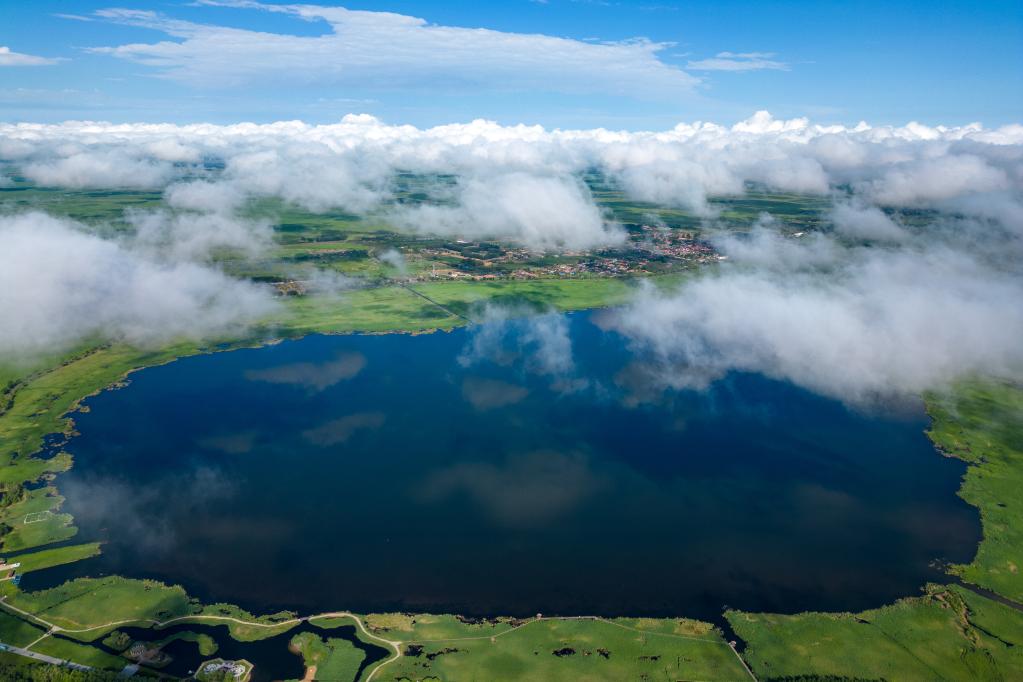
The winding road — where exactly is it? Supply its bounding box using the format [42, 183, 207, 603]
[0, 598, 756, 681]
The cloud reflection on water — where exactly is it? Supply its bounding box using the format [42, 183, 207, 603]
[419, 451, 607, 528]
[245, 351, 366, 393]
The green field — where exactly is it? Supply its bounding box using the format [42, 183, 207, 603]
[6, 543, 102, 574]
[153, 631, 219, 657]
[0, 611, 48, 649]
[289, 630, 366, 682]
[927, 380, 1023, 601]
[729, 584, 1023, 681]
[377, 616, 750, 682]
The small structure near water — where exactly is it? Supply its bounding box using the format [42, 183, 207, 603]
[195, 658, 253, 681]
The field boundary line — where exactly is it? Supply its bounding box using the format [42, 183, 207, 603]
[22, 511, 54, 524]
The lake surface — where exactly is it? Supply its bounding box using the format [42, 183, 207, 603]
[36, 311, 979, 622]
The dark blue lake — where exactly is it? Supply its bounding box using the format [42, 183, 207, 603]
[36, 311, 979, 622]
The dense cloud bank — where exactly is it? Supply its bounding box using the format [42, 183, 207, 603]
[0, 213, 273, 360]
[605, 226, 1023, 404]
[2, 112, 1022, 249]
[2, 112, 1022, 400]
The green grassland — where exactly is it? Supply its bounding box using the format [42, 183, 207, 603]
[729, 584, 1023, 681]
[411, 278, 635, 318]
[0, 488, 76, 553]
[26, 636, 127, 670]
[2, 577, 194, 634]
[379, 616, 749, 682]
[363, 613, 521, 642]
[6, 544, 102, 575]
[154, 631, 219, 657]
[0, 576, 298, 645]
[927, 380, 1023, 601]
[289, 630, 365, 682]
[0, 610, 48, 648]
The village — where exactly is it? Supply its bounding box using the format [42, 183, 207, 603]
[406, 224, 722, 281]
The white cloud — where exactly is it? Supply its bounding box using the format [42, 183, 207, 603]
[127, 209, 273, 262]
[864, 154, 1011, 206]
[1, 112, 1020, 249]
[377, 248, 407, 274]
[392, 173, 623, 250]
[0, 212, 274, 359]
[830, 201, 907, 242]
[686, 51, 788, 72]
[0, 46, 62, 67]
[88, 3, 698, 97]
[20, 150, 176, 189]
[1, 110, 1020, 403]
[607, 235, 1023, 405]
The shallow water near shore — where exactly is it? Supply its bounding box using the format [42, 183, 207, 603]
[33, 311, 979, 623]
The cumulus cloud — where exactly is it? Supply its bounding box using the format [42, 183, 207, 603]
[864, 154, 1011, 206]
[830, 201, 907, 242]
[87, 2, 697, 98]
[128, 209, 273, 262]
[1, 111, 1020, 249]
[222, 145, 390, 213]
[0, 212, 274, 359]
[164, 180, 245, 213]
[393, 173, 622, 250]
[20, 150, 176, 189]
[607, 231, 1023, 404]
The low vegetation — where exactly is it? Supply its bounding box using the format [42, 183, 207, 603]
[381, 616, 749, 682]
[729, 584, 1023, 681]
[927, 379, 1023, 601]
[0, 654, 120, 681]
[289, 630, 365, 682]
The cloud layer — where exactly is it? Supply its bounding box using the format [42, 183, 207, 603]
[606, 228, 1023, 404]
[2, 111, 1021, 400]
[89, 2, 697, 97]
[0, 212, 273, 359]
[3, 112, 1021, 250]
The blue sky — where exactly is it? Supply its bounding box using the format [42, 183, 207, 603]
[1, 0, 1020, 128]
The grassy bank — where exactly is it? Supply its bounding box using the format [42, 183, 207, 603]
[927, 380, 1023, 601]
[376, 615, 749, 682]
